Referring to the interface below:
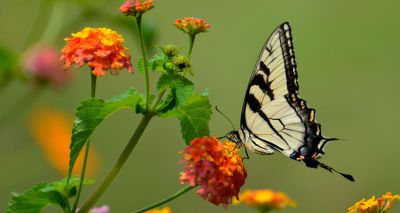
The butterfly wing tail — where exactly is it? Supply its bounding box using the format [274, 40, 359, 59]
[304, 158, 355, 182]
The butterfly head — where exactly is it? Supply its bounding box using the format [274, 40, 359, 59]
[223, 130, 243, 144]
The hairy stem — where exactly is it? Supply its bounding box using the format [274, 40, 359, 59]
[132, 185, 194, 213]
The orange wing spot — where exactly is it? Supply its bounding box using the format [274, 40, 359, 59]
[309, 110, 315, 122]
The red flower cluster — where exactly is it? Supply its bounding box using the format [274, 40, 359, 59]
[175, 17, 211, 36]
[180, 137, 247, 206]
[61, 27, 133, 77]
[119, 0, 154, 17]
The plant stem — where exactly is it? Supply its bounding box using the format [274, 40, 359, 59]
[132, 185, 194, 213]
[77, 113, 154, 213]
[0, 89, 42, 130]
[91, 74, 97, 98]
[39, 0, 67, 44]
[72, 140, 91, 212]
[136, 15, 150, 111]
[72, 74, 97, 212]
[188, 35, 196, 59]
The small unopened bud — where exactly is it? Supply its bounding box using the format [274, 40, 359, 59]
[160, 45, 179, 57]
[173, 55, 190, 70]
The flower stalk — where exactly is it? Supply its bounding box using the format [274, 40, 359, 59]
[72, 74, 97, 212]
[78, 113, 153, 213]
[136, 15, 150, 110]
[132, 185, 194, 213]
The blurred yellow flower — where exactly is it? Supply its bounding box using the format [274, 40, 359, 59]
[144, 207, 172, 213]
[234, 189, 296, 212]
[30, 107, 98, 176]
[348, 192, 400, 213]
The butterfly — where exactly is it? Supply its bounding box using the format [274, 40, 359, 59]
[223, 22, 354, 182]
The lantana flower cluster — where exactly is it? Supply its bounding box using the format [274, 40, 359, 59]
[61, 27, 133, 77]
[180, 137, 247, 206]
[348, 192, 400, 213]
[235, 189, 297, 212]
[175, 17, 211, 36]
[119, 0, 154, 17]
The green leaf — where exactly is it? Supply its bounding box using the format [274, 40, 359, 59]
[69, 88, 142, 178]
[6, 177, 94, 213]
[172, 95, 212, 144]
[148, 53, 166, 72]
[156, 74, 195, 114]
[136, 57, 145, 74]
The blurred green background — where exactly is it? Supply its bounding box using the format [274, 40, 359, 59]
[1, 0, 400, 212]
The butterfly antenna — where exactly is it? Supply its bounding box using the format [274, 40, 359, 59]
[318, 162, 355, 182]
[215, 106, 236, 131]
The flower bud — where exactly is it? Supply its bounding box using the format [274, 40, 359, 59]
[159, 45, 179, 57]
[173, 55, 190, 70]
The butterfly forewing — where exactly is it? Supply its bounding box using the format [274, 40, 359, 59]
[240, 22, 311, 156]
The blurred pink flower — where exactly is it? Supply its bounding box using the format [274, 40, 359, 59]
[89, 205, 110, 213]
[22, 44, 71, 88]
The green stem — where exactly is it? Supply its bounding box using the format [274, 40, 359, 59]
[39, 1, 67, 44]
[188, 35, 196, 59]
[0, 89, 42, 130]
[136, 15, 150, 111]
[22, 0, 52, 47]
[77, 87, 167, 212]
[72, 74, 97, 212]
[151, 88, 167, 110]
[77, 113, 154, 213]
[72, 141, 91, 212]
[132, 185, 194, 213]
[91, 75, 97, 98]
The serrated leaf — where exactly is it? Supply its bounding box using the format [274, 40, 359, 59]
[175, 95, 212, 144]
[69, 88, 142, 178]
[156, 74, 195, 115]
[148, 53, 166, 72]
[6, 177, 94, 213]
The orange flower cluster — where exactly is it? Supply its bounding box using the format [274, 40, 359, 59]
[61, 27, 133, 77]
[175, 17, 211, 36]
[120, 0, 154, 17]
[180, 137, 247, 206]
[235, 189, 297, 212]
[144, 207, 172, 213]
[348, 192, 400, 213]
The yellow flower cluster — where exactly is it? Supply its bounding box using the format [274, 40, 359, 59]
[348, 192, 400, 213]
[234, 189, 296, 212]
[144, 207, 172, 213]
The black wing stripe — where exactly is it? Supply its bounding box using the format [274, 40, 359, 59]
[247, 94, 289, 146]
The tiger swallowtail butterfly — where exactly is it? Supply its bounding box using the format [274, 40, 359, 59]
[224, 22, 354, 182]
